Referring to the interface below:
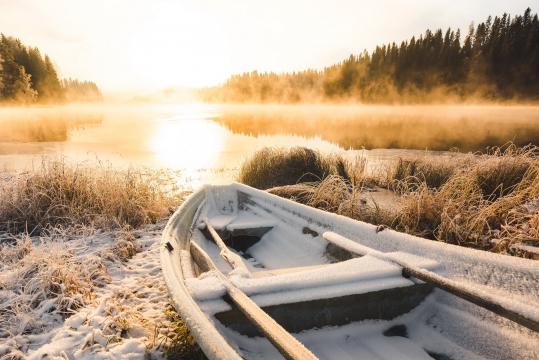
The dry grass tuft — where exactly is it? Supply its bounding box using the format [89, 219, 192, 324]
[388, 145, 539, 252]
[160, 305, 206, 360]
[238, 147, 357, 189]
[100, 292, 147, 340]
[473, 146, 536, 199]
[109, 227, 139, 262]
[269, 175, 394, 227]
[0, 158, 185, 235]
[0, 235, 110, 337]
[389, 156, 471, 191]
[262, 145, 539, 256]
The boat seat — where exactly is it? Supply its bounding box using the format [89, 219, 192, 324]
[187, 251, 442, 305]
[187, 252, 441, 335]
[250, 264, 328, 278]
[200, 216, 276, 253]
[204, 215, 276, 233]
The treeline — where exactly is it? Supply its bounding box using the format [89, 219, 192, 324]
[62, 79, 102, 102]
[0, 34, 101, 103]
[202, 8, 539, 103]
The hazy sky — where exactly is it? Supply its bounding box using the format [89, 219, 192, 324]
[0, 0, 534, 92]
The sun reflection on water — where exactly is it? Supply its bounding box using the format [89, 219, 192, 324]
[149, 116, 226, 177]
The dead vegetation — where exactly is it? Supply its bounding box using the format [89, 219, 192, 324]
[0, 158, 185, 235]
[160, 305, 206, 360]
[0, 234, 111, 337]
[0, 159, 191, 356]
[0, 222, 205, 358]
[109, 227, 139, 262]
[269, 175, 393, 226]
[91, 289, 204, 359]
[388, 155, 473, 192]
[246, 145, 539, 256]
[238, 147, 356, 190]
[391, 145, 539, 252]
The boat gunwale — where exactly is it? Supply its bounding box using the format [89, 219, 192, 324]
[231, 183, 539, 297]
[161, 187, 243, 360]
[161, 182, 539, 360]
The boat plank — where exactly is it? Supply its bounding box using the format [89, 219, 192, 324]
[204, 220, 250, 273]
[190, 242, 319, 360]
[323, 231, 539, 332]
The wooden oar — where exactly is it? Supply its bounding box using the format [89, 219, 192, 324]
[202, 220, 249, 273]
[190, 241, 319, 360]
[323, 231, 539, 332]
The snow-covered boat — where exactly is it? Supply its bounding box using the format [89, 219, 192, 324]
[161, 183, 539, 360]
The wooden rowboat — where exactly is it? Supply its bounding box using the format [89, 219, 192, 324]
[161, 183, 539, 360]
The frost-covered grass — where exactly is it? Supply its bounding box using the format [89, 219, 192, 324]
[393, 146, 539, 253]
[268, 175, 394, 226]
[238, 147, 358, 190]
[0, 158, 185, 235]
[388, 155, 472, 192]
[0, 223, 203, 359]
[0, 161, 200, 359]
[248, 145, 539, 256]
[0, 229, 114, 338]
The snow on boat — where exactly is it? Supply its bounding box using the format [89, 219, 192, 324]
[161, 183, 539, 360]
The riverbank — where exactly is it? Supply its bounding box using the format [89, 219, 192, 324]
[0, 222, 204, 359]
[2, 145, 538, 358]
[0, 161, 203, 359]
[240, 145, 539, 257]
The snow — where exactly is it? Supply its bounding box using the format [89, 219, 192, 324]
[216, 289, 539, 360]
[243, 220, 328, 269]
[221, 183, 539, 302]
[0, 223, 178, 360]
[225, 218, 277, 231]
[206, 214, 236, 230]
[186, 254, 439, 307]
[164, 183, 539, 360]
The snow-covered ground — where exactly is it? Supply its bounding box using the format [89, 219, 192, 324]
[0, 222, 189, 360]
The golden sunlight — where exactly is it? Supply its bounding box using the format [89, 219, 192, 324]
[149, 117, 225, 171]
[1, 2, 538, 359]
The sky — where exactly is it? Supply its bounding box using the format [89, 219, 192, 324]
[0, 0, 535, 93]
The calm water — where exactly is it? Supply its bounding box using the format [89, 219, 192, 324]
[1, 103, 538, 188]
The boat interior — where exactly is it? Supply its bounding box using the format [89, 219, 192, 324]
[173, 184, 539, 360]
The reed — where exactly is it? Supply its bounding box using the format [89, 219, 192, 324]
[393, 145, 539, 251]
[268, 175, 394, 228]
[248, 145, 539, 255]
[0, 158, 185, 235]
[238, 147, 356, 189]
[389, 155, 471, 191]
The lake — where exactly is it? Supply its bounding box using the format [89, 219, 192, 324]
[1, 103, 539, 188]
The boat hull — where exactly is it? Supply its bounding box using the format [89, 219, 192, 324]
[161, 183, 539, 360]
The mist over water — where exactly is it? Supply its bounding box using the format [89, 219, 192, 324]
[215, 104, 539, 151]
[1, 103, 539, 186]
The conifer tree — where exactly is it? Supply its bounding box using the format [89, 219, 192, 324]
[205, 8, 539, 103]
[0, 36, 36, 102]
